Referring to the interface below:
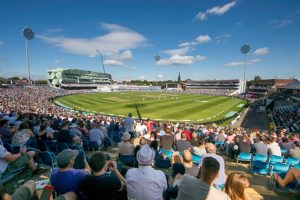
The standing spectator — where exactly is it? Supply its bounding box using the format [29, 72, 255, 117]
[182, 128, 191, 140]
[126, 144, 167, 200]
[189, 132, 198, 147]
[124, 113, 135, 138]
[160, 128, 174, 150]
[118, 132, 134, 156]
[224, 172, 249, 200]
[176, 157, 230, 200]
[146, 118, 153, 134]
[287, 141, 300, 158]
[200, 143, 226, 186]
[0, 119, 13, 144]
[89, 122, 104, 147]
[80, 152, 125, 199]
[50, 149, 90, 195]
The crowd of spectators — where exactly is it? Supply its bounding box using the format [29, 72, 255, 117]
[0, 85, 299, 200]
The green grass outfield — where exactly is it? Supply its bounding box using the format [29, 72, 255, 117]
[54, 92, 247, 123]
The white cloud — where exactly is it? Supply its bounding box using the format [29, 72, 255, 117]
[109, 50, 132, 61]
[48, 28, 64, 33]
[178, 41, 197, 47]
[215, 34, 232, 43]
[225, 59, 261, 66]
[158, 54, 206, 65]
[268, 19, 292, 28]
[103, 59, 124, 66]
[53, 59, 64, 64]
[195, 35, 211, 44]
[139, 75, 145, 79]
[38, 22, 147, 58]
[157, 74, 163, 78]
[195, 1, 237, 21]
[254, 47, 269, 56]
[162, 47, 191, 56]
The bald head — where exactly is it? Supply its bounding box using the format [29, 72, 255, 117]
[205, 143, 216, 154]
[182, 150, 192, 163]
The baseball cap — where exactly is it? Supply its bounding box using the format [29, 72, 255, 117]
[57, 149, 79, 168]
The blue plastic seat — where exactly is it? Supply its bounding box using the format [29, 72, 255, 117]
[236, 152, 252, 163]
[82, 139, 90, 151]
[286, 157, 300, 167]
[252, 154, 268, 162]
[46, 140, 57, 153]
[294, 164, 300, 170]
[57, 143, 69, 152]
[89, 141, 100, 151]
[280, 148, 287, 155]
[270, 162, 290, 175]
[118, 154, 135, 166]
[159, 149, 173, 158]
[40, 151, 57, 169]
[269, 155, 284, 165]
[192, 154, 202, 164]
[155, 158, 171, 169]
[250, 160, 270, 175]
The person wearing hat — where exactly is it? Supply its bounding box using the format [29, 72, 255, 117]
[50, 149, 91, 196]
[118, 132, 134, 156]
[125, 144, 167, 200]
[57, 122, 74, 146]
[69, 122, 82, 137]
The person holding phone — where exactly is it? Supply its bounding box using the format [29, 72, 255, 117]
[80, 152, 125, 200]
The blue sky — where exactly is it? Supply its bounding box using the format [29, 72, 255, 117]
[0, 0, 299, 81]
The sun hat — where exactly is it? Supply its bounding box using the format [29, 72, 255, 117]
[57, 149, 79, 168]
[136, 144, 155, 165]
[122, 132, 131, 141]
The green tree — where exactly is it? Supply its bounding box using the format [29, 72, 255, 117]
[254, 75, 262, 81]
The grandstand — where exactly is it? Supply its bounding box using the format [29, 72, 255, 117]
[185, 79, 243, 96]
[47, 68, 113, 89]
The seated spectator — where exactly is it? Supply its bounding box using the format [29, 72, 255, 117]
[134, 137, 147, 157]
[50, 149, 91, 195]
[200, 143, 226, 186]
[147, 131, 160, 146]
[182, 128, 191, 140]
[189, 131, 198, 146]
[126, 144, 167, 200]
[175, 127, 182, 141]
[252, 135, 268, 155]
[0, 143, 45, 176]
[236, 134, 251, 154]
[57, 122, 74, 146]
[287, 141, 300, 158]
[80, 152, 125, 199]
[0, 180, 76, 200]
[89, 122, 104, 147]
[224, 172, 250, 200]
[36, 124, 54, 151]
[150, 140, 159, 158]
[192, 137, 207, 156]
[0, 119, 13, 144]
[176, 133, 192, 152]
[11, 122, 34, 147]
[267, 137, 281, 156]
[215, 130, 226, 143]
[274, 168, 300, 187]
[279, 137, 293, 151]
[172, 163, 185, 187]
[118, 132, 134, 156]
[160, 128, 174, 150]
[176, 157, 230, 200]
[181, 150, 199, 177]
[69, 122, 82, 137]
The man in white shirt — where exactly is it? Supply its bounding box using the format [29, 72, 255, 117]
[267, 137, 281, 156]
[126, 144, 167, 200]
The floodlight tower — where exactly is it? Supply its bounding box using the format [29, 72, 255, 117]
[96, 49, 106, 74]
[240, 44, 251, 93]
[154, 55, 160, 85]
[23, 27, 34, 84]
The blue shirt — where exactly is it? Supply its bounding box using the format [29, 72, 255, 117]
[50, 168, 87, 194]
